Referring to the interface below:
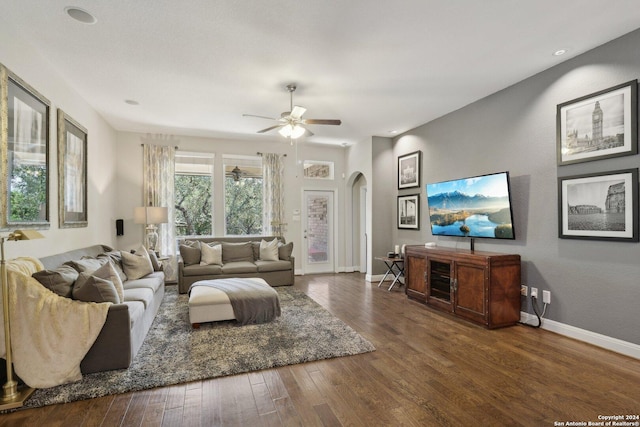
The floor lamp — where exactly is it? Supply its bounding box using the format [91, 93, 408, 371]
[0, 229, 44, 410]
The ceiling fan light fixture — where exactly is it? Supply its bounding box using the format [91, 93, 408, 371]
[278, 124, 305, 139]
[278, 124, 293, 138]
[245, 83, 341, 139]
[290, 125, 306, 139]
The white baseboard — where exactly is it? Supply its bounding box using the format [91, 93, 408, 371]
[520, 312, 640, 360]
[368, 274, 390, 283]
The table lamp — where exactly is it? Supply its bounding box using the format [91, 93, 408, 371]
[1, 229, 44, 410]
[134, 206, 168, 252]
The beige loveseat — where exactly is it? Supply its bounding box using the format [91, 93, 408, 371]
[178, 236, 294, 294]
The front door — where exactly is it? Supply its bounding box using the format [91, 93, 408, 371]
[303, 190, 335, 274]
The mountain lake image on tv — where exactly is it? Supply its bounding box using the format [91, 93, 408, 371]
[426, 172, 515, 239]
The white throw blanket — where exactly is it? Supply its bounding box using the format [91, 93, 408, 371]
[0, 257, 110, 388]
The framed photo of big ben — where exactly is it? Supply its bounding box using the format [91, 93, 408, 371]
[556, 80, 637, 165]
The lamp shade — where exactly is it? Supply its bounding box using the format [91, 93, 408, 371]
[9, 229, 45, 241]
[134, 206, 168, 225]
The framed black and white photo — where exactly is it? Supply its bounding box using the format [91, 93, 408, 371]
[0, 63, 50, 229]
[558, 168, 638, 241]
[57, 109, 88, 228]
[398, 194, 420, 230]
[398, 150, 421, 189]
[557, 80, 637, 165]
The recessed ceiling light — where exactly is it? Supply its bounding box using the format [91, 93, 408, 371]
[64, 7, 97, 24]
[125, 99, 139, 105]
[389, 130, 398, 134]
[553, 49, 568, 56]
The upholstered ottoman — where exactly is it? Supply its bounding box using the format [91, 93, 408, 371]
[188, 277, 280, 328]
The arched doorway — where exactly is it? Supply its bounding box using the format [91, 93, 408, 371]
[347, 172, 368, 273]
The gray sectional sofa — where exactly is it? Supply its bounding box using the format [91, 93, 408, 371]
[37, 244, 164, 374]
[178, 236, 294, 294]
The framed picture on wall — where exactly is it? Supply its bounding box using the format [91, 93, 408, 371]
[558, 168, 638, 241]
[556, 80, 637, 165]
[398, 150, 421, 189]
[398, 194, 420, 230]
[57, 109, 88, 228]
[0, 63, 50, 229]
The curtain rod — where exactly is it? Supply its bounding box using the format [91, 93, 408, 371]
[140, 144, 179, 149]
[256, 152, 287, 157]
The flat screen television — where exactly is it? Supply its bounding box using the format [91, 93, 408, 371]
[426, 171, 516, 245]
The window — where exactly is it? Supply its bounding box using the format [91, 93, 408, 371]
[303, 160, 334, 179]
[174, 152, 214, 236]
[223, 155, 263, 235]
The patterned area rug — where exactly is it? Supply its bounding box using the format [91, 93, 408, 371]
[24, 286, 375, 409]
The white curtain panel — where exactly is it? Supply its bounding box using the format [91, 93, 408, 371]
[142, 140, 177, 280]
[262, 153, 285, 236]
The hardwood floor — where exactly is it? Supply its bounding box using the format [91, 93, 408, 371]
[1, 273, 639, 426]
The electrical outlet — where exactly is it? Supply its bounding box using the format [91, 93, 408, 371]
[543, 290, 551, 304]
[530, 287, 538, 299]
[520, 285, 528, 296]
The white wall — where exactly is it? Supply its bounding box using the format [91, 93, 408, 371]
[0, 16, 118, 258]
[344, 136, 396, 277]
[115, 132, 347, 271]
[345, 136, 374, 275]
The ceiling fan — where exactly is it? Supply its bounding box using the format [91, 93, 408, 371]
[243, 84, 341, 139]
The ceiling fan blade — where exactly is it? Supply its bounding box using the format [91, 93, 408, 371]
[257, 124, 283, 134]
[303, 119, 342, 126]
[304, 128, 314, 137]
[290, 105, 307, 120]
[243, 113, 277, 121]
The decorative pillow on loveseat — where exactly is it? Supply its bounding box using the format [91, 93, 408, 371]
[179, 240, 201, 266]
[32, 265, 79, 298]
[120, 247, 154, 280]
[200, 242, 222, 265]
[278, 241, 294, 261]
[147, 250, 162, 271]
[72, 273, 120, 304]
[221, 242, 254, 263]
[65, 257, 109, 274]
[259, 238, 280, 261]
[97, 251, 128, 281]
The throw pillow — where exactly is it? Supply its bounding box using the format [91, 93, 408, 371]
[221, 242, 254, 263]
[278, 241, 294, 261]
[92, 260, 125, 303]
[200, 243, 222, 265]
[120, 248, 154, 280]
[147, 250, 162, 271]
[179, 243, 201, 266]
[32, 265, 79, 298]
[72, 273, 120, 304]
[97, 251, 128, 281]
[65, 256, 109, 274]
[259, 238, 279, 261]
[131, 245, 162, 272]
[251, 241, 261, 260]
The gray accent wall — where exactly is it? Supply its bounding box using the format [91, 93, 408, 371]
[391, 28, 640, 345]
